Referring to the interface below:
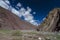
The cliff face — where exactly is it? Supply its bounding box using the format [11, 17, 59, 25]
[37, 8, 60, 32]
[0, 7, 36, 30]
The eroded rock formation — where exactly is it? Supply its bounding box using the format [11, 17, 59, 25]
[37, 8, 60, 32]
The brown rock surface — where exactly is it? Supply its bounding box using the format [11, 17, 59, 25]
[0, 7, 36, 30]
[37, 8, 60, 32]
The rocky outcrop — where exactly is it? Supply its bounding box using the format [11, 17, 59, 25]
[37, 8, 60, 32]
[0, 7, 36, 30]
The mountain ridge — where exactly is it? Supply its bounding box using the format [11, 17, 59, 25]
[0, 6, 36, 30]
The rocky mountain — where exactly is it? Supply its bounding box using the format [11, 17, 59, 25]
[0, 0, 38, 26]
[0, 6, 36, 30]
[37, 8, 60, 32]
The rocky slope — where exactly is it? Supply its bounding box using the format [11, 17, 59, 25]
[0, 6, 36, 30]
[37, 8, 60, 32]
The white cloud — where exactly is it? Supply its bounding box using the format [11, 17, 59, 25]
[4, 0, 10, 4]
[19, 7, 39, 26]
[17, 3, 21, 7]
[33, 12, 36, 14]
[19, 7, 26, 16]
[11, 8, 21, 17]
[30, 20, 38, 25]
[0, 0, 39, 26]
[27, 7, 31, 12]
[43, 17, 46, 21]
[0, 0, 9, 9]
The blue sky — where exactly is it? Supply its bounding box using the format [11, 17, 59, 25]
[0, 0, 60, 26]
[9, 0, 60, 25]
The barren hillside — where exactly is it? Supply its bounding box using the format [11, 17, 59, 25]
[0, 7, 36, 30]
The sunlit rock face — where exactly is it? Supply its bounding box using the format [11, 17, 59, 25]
[0, 7, 36, 30]
[37, 8, 60, 32]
